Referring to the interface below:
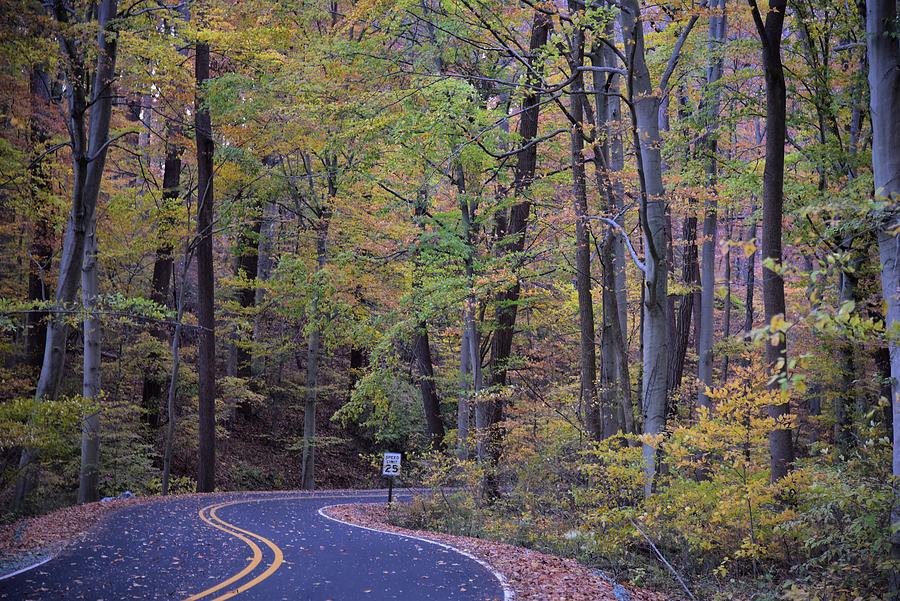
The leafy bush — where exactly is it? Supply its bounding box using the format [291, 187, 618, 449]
[392, 368, 894, 599]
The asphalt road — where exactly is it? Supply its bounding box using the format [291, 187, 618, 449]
[0, 490, 506, 601]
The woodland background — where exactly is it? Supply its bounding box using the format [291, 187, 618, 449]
[0, 0, 898, 598]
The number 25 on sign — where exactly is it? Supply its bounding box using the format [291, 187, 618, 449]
[382, 452, 401, 476]
[382, 452, 401, 503]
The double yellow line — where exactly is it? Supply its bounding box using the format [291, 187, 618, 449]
[184, 492, 391, 600]
[185, 499, 285, 601]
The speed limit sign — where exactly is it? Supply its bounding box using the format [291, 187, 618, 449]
[382, 452, 401, 476]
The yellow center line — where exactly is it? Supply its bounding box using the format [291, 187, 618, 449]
[184, 492, 392, 601]
[184, 502, 264, 601]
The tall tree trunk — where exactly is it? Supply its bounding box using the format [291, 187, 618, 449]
[195, 40, 216, 494]
[865, 0, 900, 588]
[566, 17, 600, 440]
[456, 163, 479, 458]
[414, 321, 446, 451]
[481, 12, 550, 495]
[410, 187, 446, 453]
[301, 156, 335, 490]
[252, 201, 277, 378]
[670, 210, 698, 395]
[743, 205, 758, 339]
[141, 144, 180, 428]
[78, 218, 100, 503]
[749, 0, 794, 482]
[235, 205, 262, 381]
[590, 31, 623, 439]
[698, 0, 727, 408]
[14, 0, 120, 510]
[618, 0, 674, 495]
[607, 55, 633, 434]
[721, 209, 733, 381]
[162, 251, 193, 496]
[458, 327, 471, 459]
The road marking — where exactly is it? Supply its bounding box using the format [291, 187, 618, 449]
[185, 492, 394, 601]
[201, 503, 284, 601]
[184, 501, 266, 601]
[0, 555, 54, 581]
[318, 504, 514, 601]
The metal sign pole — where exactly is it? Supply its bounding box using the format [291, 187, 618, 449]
[387, 476, 393, 504]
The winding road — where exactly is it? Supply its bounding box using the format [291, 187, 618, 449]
[0, 490, 507, 601]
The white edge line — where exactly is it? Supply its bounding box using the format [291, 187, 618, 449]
[0, 554, 53, 581]
[317, 504, 515, 601]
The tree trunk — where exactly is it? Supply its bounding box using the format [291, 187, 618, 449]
[14, 0, 119, 510]
[721, 209, 733, 381]
[252, 201, 278, 378]
[670, 211, 698, 396]
[607, 54, 633, 435]
[567, 19, 600, 440]
[743, 205, 757, 338]
[195, 40, 216, 494]
[301, 158, 335, 490]
[865, 0, 900, 588]
[141, 144, 180, 428]
[480, 12, 550, 495]
[78, 218, 100, 504]
[697, 0, 727, 408]
[749, 0, 794, 482]
[589, 32, 622, 439]
[456, 162, 479, 458]
[458, 326, 471, 459]
[619, 0, 672, 495]
[235, 205, 262, 380]
[162, 252, 193, 496]
[414, 321, 446, 451]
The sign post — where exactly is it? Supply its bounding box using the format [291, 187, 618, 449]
[381, 452, 401, 503]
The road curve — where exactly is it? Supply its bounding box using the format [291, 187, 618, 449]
[0, 490, 506, 601]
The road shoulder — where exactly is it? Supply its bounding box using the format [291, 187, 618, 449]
[0, 497, 149, 580]
[322, 503, 667, 601]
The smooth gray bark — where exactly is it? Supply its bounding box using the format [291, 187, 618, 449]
[458, 326, 471, 459]
[619, 0, 677, 494]
[14, 0, 120, 510]
[865, 0, 900, 589]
